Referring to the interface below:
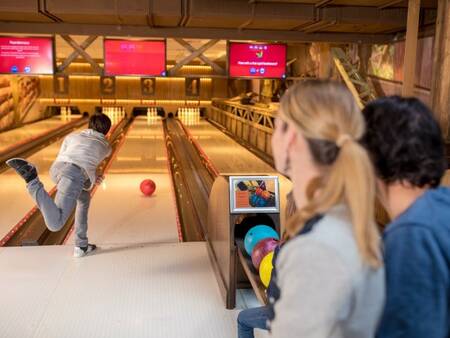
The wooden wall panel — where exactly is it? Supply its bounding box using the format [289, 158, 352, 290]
[393, 36, 435, 89]
[40, 76, 217, 101]
[257, 129, 266, 152]
[431, 0, 450, 140]
[369, 76, 431, 105]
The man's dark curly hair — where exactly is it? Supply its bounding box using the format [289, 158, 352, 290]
[361, 96, 447, 188]
[89, 113, 111, 135]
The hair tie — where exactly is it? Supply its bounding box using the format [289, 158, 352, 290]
[336, 134, 352, 147]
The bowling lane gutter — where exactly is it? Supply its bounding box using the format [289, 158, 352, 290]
[179, 119, 273, 307]
[0, 117, 133, 247]
[0, 116, 89, 175]
[163, 118, 217, 242]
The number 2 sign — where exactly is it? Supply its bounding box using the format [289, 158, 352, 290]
[100, 76, 116, 96]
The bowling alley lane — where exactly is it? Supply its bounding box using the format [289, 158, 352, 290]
[0, 115, 79, 153]
[65, 116, 180, 247]
[0, 126, 85, 242]
[184, 120, 292, 228]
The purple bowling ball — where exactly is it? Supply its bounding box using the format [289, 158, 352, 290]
[251, 238, 279, 270]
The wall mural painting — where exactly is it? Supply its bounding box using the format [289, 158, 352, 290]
[368, 44, 395, 80]
[0, 75, 45, 132]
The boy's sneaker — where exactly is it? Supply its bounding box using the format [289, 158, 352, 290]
[6, 158, 37, 183]
[73, 244, 97, 258]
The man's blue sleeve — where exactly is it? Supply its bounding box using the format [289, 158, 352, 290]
[376, 224, 448, 338]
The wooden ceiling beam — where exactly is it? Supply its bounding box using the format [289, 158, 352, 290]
[59, 35, 103, 75]
[174, 38, 225, 74]
[315, 0, 334, 8]
[0, 21, 395, 44]
[57, 35, 98, 73]
[169, 39, 220, 75]
[379, 0, 406, 9]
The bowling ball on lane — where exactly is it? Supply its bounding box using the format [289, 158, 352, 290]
[140, 179, 156, 196]
[244, 225, 279, 256]
[251, 238, 279, 270]
[259, 251, 274, 288]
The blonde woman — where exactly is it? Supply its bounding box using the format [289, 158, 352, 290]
[268, 80, 385, 338]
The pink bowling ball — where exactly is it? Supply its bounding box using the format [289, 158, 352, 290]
[251, 238, 279, 270]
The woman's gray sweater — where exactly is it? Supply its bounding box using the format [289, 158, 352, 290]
[270, 205, 385, 338]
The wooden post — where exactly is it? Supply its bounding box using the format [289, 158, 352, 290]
[402, 0, 421, 96]
[318, 43, 332, 78]
[431, 0, 450, 140]
[358, 44, 372, 77]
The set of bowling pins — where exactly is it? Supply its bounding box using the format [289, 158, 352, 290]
[60, 106, 72, 121]
[102, 106, 125, 124]
[146, 107, 159, 125]
[178, 107, 200, 125]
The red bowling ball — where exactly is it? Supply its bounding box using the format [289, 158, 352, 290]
[251, 238, 279, 270]
[140, 179, 156, 196]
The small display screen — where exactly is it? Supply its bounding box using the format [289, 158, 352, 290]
[229, 176, 280, 214]
[228, 42, 286, 79]
[0, 36, 54, 74]
[104, 39, 166, 76]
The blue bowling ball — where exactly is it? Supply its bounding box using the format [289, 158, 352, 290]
[244, 225, 279, 256]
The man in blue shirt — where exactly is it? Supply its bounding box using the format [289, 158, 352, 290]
[362, 96, 450, 338]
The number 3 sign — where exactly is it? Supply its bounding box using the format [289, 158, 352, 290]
[141, 77, 156, 96]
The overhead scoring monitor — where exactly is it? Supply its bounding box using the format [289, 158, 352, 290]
[0, 36, 55, 75]
[104, 39, 166, 77]
[228, 42, 287, 79]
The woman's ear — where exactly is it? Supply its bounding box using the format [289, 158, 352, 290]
[286, 125, 297, 151]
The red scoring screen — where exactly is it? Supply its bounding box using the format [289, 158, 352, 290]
[0, 36, 54, 75]
[228, 42, 286, 78]
[104, 39, 166, 76]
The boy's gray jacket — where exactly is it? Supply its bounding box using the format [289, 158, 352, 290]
[54, 129, 112, 190]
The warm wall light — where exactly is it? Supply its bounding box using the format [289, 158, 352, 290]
[56, 62, 105, 67]
[70, 75, 101, 79]
[39, 98, 211, 105]
[40, 75, 213, 80]
[167, 65, 212, 70]
[55, 63, 212, 70]
[156, 78, 186, 82]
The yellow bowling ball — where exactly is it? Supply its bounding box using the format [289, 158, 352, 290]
[259, 251, 274, 288]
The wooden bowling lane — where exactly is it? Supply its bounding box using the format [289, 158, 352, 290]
[0, 126, 85, 244]
[0, 116, 79, 153]
[65, 116, 180, 247]
[184, 119, 292, 229]
[185, 120, 274, 174]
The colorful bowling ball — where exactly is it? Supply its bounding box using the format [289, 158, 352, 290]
[140, 179, 156, 196]
[244, 225, 279, 255]
[251, 238, 279, 270]
[259, 251, 274, 288]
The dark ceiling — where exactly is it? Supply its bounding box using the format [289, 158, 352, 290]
[0, 0, 438, 43]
